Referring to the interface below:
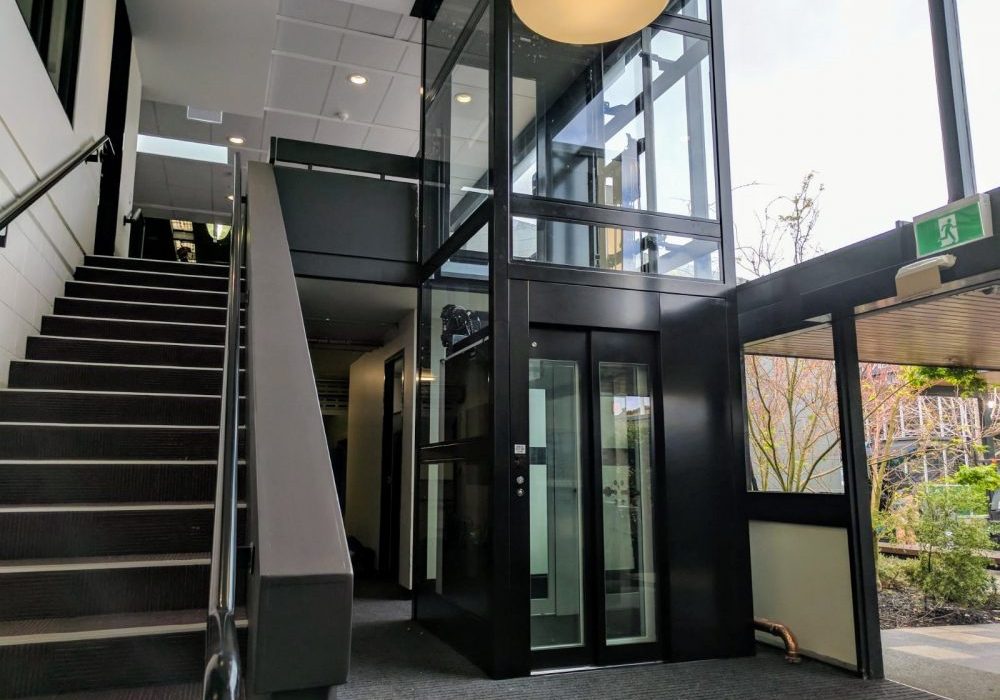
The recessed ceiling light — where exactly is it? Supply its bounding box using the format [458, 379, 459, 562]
[348, 74, 368, 85]
[227, 194, 235, 201]
[455, 93, 473, 104]
[228, 136, 245, 145]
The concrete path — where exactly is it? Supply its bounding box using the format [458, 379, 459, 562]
[883, 623, 1000, 700]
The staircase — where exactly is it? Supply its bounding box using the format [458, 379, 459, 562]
[0, 255, 247, 697]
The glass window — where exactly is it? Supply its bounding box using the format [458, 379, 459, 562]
[512, 20, 717, 220]
[15, 0, 81, 119]
[513, 216, 720, 280]
[423, 11, 491, 257]
[744, 339, 845, 494]
[421, 459, 492, 618]
[667, 0, 709, 21]
[420, 227, 490, 445]
[425, 0, 482, 90]
[958, 0, 1000, 192]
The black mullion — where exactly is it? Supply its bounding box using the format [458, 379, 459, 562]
[709, 0, 737, 285]
[419, 200, 492, 281]
[424, 0, 491, 104]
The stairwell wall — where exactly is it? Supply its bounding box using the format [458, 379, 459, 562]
[0, 0, 118, 385]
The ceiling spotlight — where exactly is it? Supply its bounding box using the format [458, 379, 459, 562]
[228, 136, 245, 145]
[227, 194, 235, 201]
[348, 74, 368, 85]
[455, 93, 473, 104]
[512, 0, 667, 45]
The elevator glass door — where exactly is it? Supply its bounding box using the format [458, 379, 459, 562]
[528, 328, 661, 669]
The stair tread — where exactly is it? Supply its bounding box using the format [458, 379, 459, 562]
[22, 681, 203, 699]
[0, 607, 247, 643]
[0, 552, 211, 572]
[32, 335, 228, 349]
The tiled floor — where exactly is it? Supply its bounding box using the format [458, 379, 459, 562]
[883, 623, 1000, 700]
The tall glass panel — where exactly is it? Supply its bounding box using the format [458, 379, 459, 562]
[420, 227, 490, 445]
[426, 0, 481, 89]
[958, 0, 1000, 192]
[598, 362, 657, 645]
[423, 12, 491, 258]
[667, 0, 708, 21]
[512, 20, 717, 220]
[529, 359, 585, 650]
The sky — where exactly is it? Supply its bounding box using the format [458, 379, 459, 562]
[721, 0, 999, 276]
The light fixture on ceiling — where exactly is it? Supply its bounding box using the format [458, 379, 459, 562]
[512, 0, 667, 45]
[454, 93, 473, 104]
[348, 74, 368, 85]
[228, 136, 245, 145]
[207, 223, 232, 243]
[227, 194, 235, 202]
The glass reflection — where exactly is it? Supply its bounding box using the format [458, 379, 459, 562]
[598, 362, 657, 646]
[513, 21, 717, 220]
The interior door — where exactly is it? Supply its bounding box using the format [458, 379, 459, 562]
[528, 328, 661, 670]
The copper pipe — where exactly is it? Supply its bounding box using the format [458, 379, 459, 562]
[754, 617, 802, 664]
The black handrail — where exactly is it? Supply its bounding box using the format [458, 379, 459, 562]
[0, 136, 110, 237]
[203, 152, 244, 700]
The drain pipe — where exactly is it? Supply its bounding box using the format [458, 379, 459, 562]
[754, 618, 802, 664]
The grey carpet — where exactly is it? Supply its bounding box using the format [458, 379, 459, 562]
[338, 586, 940, 700]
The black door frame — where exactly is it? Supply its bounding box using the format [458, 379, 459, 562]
[379, 351, 405, 578]
[528, 326, 664, 671]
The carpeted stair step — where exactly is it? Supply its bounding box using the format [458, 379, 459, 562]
[0, 553, 247, 621]
[0, 424, 244, 461]
[8, 361, 243, 394]
[0, 390, 244, 424]
[0, 503, 247, 559]
[0, 609, 247, 697]
[64, 281, 227, 308]
[26, 337, 228, 367]
[83, 255, 234, 278]
[74, 267, 229, 293]
[0, 460, 246, 505]
[40, 316, 228, 345]
[53, 297, 244, 325]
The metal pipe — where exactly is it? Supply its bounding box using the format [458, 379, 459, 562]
[204, 152, 245, 700]
[754, 617, 802, 664]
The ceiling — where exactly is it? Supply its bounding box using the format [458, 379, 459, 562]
[744, 284, 1000, 371]
[129, 0, 425, 222]
[297, 278, 416, 346]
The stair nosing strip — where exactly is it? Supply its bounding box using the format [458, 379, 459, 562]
[78, 265, 233, 282]
[0, 422, 222, 428]
[0, 459, 245, 465]
[0, 556, 212, 574]
[0, 618, 248, 647]
[0, 502, 246, 513]
[0, 388, 229, 398]
[86, 255, 230, 271]
[44, 314, 228, 329]
[67, 280, 227, 296]
[31, 335, 228, 349]
[14, 359, 242, 372]
[56, 296, 236, 312]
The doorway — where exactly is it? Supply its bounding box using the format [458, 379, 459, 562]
[379, 352, 405, 579]
[527, 327, 662, 670]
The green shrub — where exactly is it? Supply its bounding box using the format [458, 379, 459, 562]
[948, 465, 1000, 515]
[907, 484, 994, 607]
[877, 554, 917, 591]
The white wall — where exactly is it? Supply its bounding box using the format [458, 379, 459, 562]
[114, 44, 143, 256]
[345, 310, 417, 588]
[749, 520, 858, 669]
[0, 0, 117, 385]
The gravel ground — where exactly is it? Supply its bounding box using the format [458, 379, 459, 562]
[879, 587, 1000, 629]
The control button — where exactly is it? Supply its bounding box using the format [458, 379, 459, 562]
[515, 488, 525, 497]
[515, 475, 525, 485]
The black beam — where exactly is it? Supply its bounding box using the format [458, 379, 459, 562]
[410, 0, 444, 21]
[928, 0, 976, 201]
[744, 493, 851, 528]
[833, 316, 884, 679]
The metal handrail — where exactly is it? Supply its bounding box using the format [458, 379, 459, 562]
[203, 151, 244, 700]
[0, 136, 110, 235]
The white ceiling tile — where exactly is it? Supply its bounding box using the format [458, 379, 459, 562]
[263, 111, 320, 141]
[139, 100, 158, 134]
[336, 33, 407, 72]
[398, 43, 421, 76]
[363, 126, 419, 156]
[315, 120, 371, 149]
[373, 75, 420, 130]
[279, 0, 352, 27]
[322, 66, 391, 123]
[163, 159, 214, 190]
[152, 102, 213, 142]
[275, 20, 344, 61]
[409, 21, 422, 43]
[168, 184, 213, 211]
[268, 54, 335, 115]
[346, 5, 402, 37]
[394, 16, 419, 40]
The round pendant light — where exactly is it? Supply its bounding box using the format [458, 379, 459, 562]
[512, 0, 667, 45]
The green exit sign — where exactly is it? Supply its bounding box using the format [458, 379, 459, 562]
[913, 194, 993, 257]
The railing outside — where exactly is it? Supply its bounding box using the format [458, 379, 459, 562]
[203, 152, 245, 700]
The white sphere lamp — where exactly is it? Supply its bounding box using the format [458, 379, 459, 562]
[512, 0, 668, 45]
